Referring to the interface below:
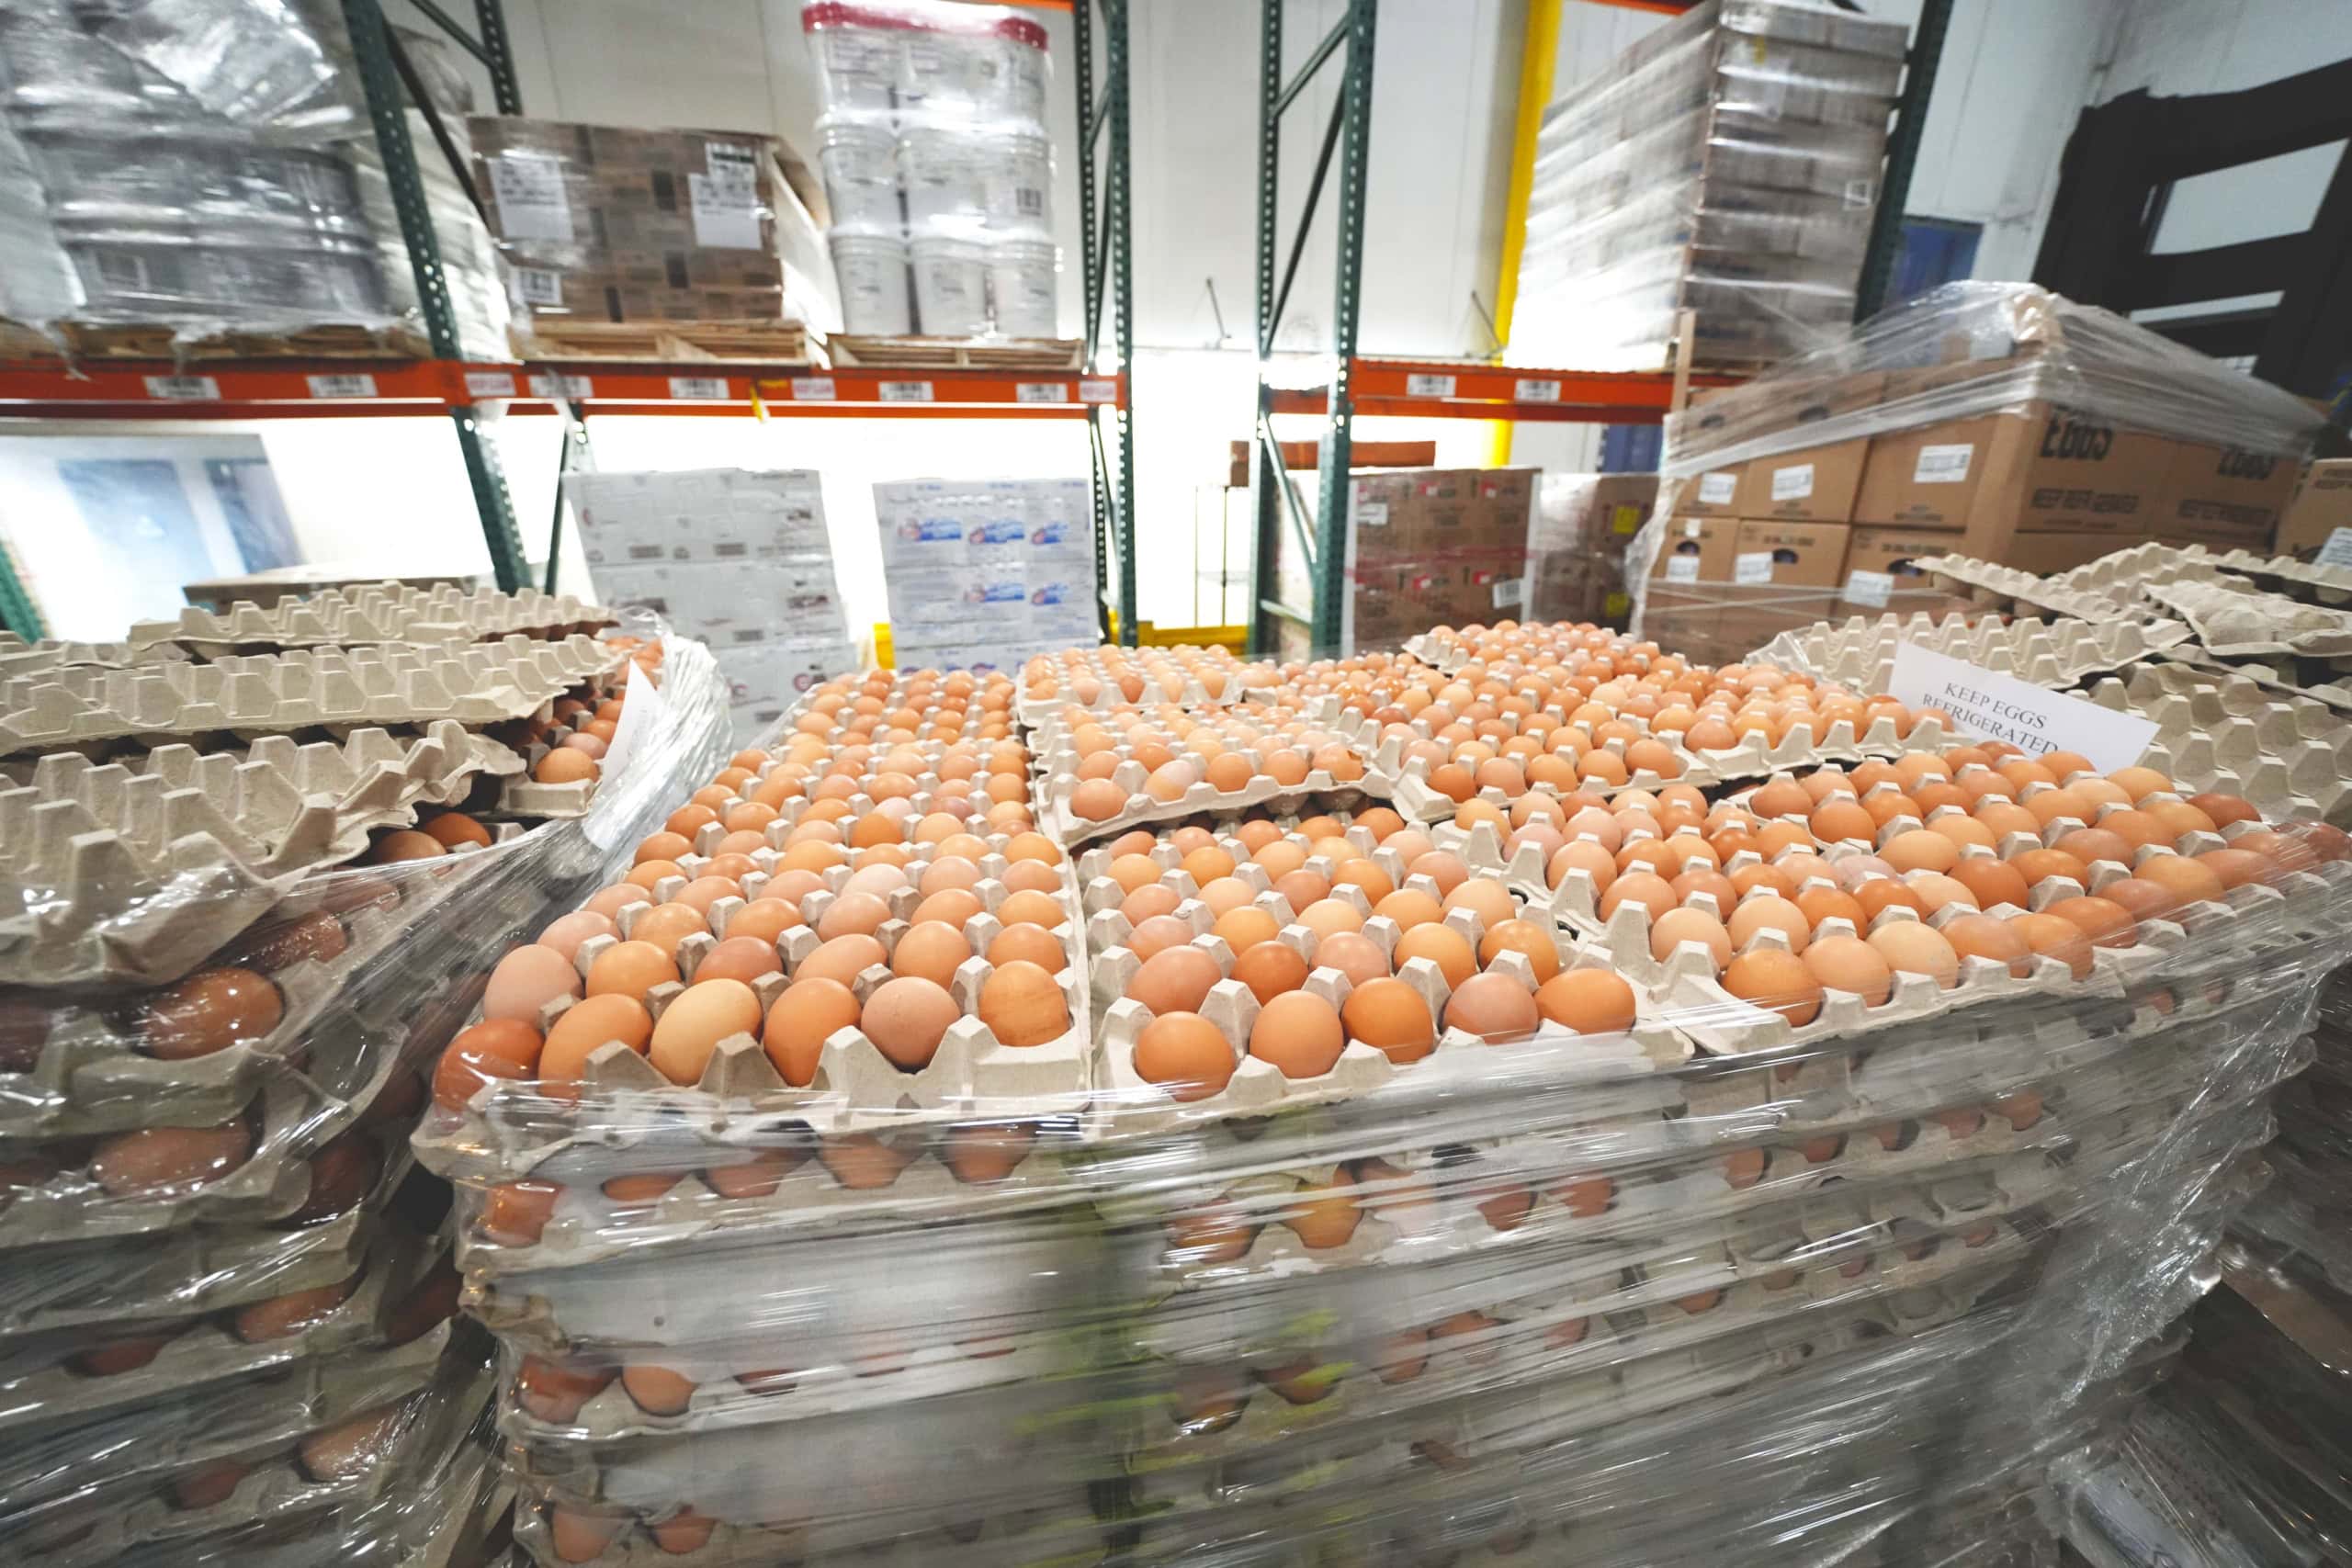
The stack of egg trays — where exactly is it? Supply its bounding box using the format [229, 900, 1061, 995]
[2235, 965, 2352, 1292]
[0, 635, 734, 1565]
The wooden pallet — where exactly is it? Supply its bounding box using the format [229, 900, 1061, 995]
[66, 321, 434, 360]
[516, 319, 810, 364]
[825, 333, 1080, 370]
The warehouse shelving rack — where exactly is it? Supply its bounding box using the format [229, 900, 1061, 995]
[0, 0, 1138, 648]
[1245, 0, 1951, 658]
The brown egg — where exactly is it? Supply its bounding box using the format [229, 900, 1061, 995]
[1213, 907, 1282, 953]
[1134, 1012, 1236, 1100]
[628, 903, 708, 957]
[142, 967, 285, 1060]
[817, 892, 892, 942]
[1949, 857, 2030, 911]
[1793, 885, 1866, 931]
[1443, 878, 1516, 930]
[891, 923, 971, 987]
[1882, 830, 1959, 875]
[796, 933, 888, 987]
[1126, 946, 1221, 1015]
[539, 995, 653, 1088]
[1534, 969, 1636, 1034]
[1809, 800, 1875, 845]
[1726, 896, 1809, 954]
[1120, 885, 1183, 926]
[1599, 871, 1674, 920]
[584, 941, 677, 1000]
[1127, 915, 1198, 961]
[233, 1275, 357, 1341]
[1803, 934, 1891, 1005]
[649, 978, 761, 1084]
[1867, 922, 1960, 988]
[858, 976, 960, 1069]
[1196, 876, 1258, 918]
[1394, 924, 1476, 987]
[2187, 793, 2260, 829]
[1232, 941, 1312, 1003]
[2008, 911, 2091, 979]
[1340, 978, 1436, 1064]
[1248, 991, 1348, 1078]
[1070, 778, 1128, 820]
[1273, 869, 1332, 912]
[2195, 847, 2272, 889]
[978, 961, 1068, 1045]
[1478, 919, 1561, 981]
[536, 749, 598, 785]
[485, 945, 584, 1024]
[421, 811, 493, 851]
[1182, 846, 1238, 885]
[762, 978, 862, 1085]
[1444, 972, 1540, 1042]
[1905, 873, 1980, 917]
[1941, 913, 2031, 976]
[2053, 828, 2132, 868]
[1374, 890, 1445, 931]
[1722, 950, 1822, 1027]
[998, 889, 1067, 930]
[986, 923, 1067, 975]
[90, 1122, 254, 1195]
[1408, 851, 1471, 895]
[368, 829, 447, 863]
[1751, 780, 1811, 819]
[2139, 853, 2228, 906]
[1314, 931, 1391, 987]
[2048, 895, 2136, 950]
[911, 888, 985, 928]
[1649, 908, 1731, 969]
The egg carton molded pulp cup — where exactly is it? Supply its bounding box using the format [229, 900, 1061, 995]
[128, 583, 615, 656]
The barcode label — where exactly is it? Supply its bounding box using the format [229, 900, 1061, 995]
[1079, 378, 1118, 403]
[1664, 555, 1700, 582]
[878, 380, 933, 402]
[1015, 382, 1068, 403]
[1514, 378, 1561, 402]
[1843, 569, 1894, 606]
[2318, 528, 2352, 568]
[511, 267, 563, 307]
[668, 376, 729, 400]
[1406, 373, 1457, 397]
[305, 373, 378, 399]
[1735, 551, 1777, 584]
[143, 375, 220, 400]
[487, 152, 573, 242]
[528, 373, 594, 400]
[1356, 502, 1390, 526]
[1610, 504, 1643, 535]
[1770, 463, 1815, 502]
[1697, 472, 1736, 505]
[1914, 443, 1974, 483]
[788, 378, 836, 400]
[1017, 187, 1044, 217]
[464, 371, 516, 399]
[1491, 577, 1524, 608]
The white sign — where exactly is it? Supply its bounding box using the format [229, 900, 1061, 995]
[143, 375, 220, 400]
[1697, 472, 1737, 506]
[1014, 382, 1069, 403]
[1663, 554, 1700, 583]
[877, 380, 933, 402]
[1733, 551, 1776, 585]
[510, 266, 563, 307]
[2318, 527, 2352, 569]
[667, 376, 729, 400]
[305, 373, 378, 400]
[1888, 641, 2157, 771]
[584, 660, 670, 848]
[1079, 378, 1119, 403]
[1514, 378, 1561, 402]
[487, 152, 573, 243]
[1914, 443, 1974, 484]
[788, 377, 836, 400]
[1842, 569, 1894, 607]
[528, 373, 594, 400]
[464, 371, 516, 400]
[1405, 372, 1457, 398]
[1681, 518, 1705, 538]
[1355, 502, 1390, 526]
[1770, 462, 1815, 502]
[1491, 577, 1524, 608]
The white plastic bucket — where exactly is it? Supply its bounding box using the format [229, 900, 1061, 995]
[910, 234, 989, 337]
[830, 229, 910, 336]
[816, 115, 900, 230]
[988, 239, 1058, 339]
[980, 127, 1052, 233]
[898, 20, 1001, 116]
[898, 122, 989, 234]
[804, 11, 897, 113]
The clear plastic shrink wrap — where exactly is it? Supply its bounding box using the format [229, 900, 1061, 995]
[408, 629, 2352, 1566]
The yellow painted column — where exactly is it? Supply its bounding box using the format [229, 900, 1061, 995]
[1487, 0, 1561, 468]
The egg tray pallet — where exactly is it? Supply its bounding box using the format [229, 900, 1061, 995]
[510, 1486, 1111, 1568]
[0, 722, 526, 990]
[0, 633, 187, 676]
[2084, 665, 2352, 827]
[2059, 539, 2352, 611]
[126, 585, 616, 659]
[1907, 553, 2156, 625]
[0, 635, 628, 753]
[2153, 642, 2352, 712]
[417, 851, 1093, 1194]
[3, 829, 532, 1137]
[1034, 753, 1400, 851]
[2192, 546, 2352, 608]
[0, 1144, 417, 1339]
[1014, 664, 1257, 728]
[494, 716, 612, 821]
[20, 1354, 496, 1568]
[1748, 612, 2188, 694]
[2141, 577, 2352, 662]
[0, 1225, 446, 1438]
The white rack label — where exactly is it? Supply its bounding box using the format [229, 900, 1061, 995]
[1914, 443, 1974, 483]
[1734, 551, 1776, 585]
[143, 375, 220, 400]
[1663, 554, 1700, 582]
[1770, 463, 1815, 502]
[1079, 378, 1118, 403]
[487, 152, 573, 243]
[878, 380, 933, 402]
[464, 371, 516, 399]
[1514, 378, 1561, 402]
[667, 376, 729, 400]
[1491, 577, 1525, 608]
[1888, 641, 2156, 771]
[1697, 472, 1736, 505]
[1405, 373, 1457, 397]
[1843, 569, 1894, 606]
[2318, 527, 2352, 568]
[788, 378, 837, 400]
[1355, 502, 1390, 526]
[304, 373, 378, 400]
[1015, 382, 1069, 404]
[528, 374, 594, 400]
[510, 267, 563, 307]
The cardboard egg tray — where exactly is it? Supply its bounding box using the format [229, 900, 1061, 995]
[2153, 641, 2352, 711]
[0, 632, 187, 676]
[127, 584, 615, 658]
[2059, 539, 2352, 611]
[2083, 663, 2352, 827]
[1750, 612, 2188, 694]
[2192, 545, 2352, 607]
[17, 1352, 495, 1568]
[2143, 576, 2352, 660]
[0, 722, 524, 989]
[1033, 741, 1400, 849]
[1907, 552, 2157, 625]
[495, 721, 614, 820]
[1014, 648, 1257, 726]
[0, 634, 626, 753]
[511, 1488, 1112, 1568]
[0, 1224, 445, 1436]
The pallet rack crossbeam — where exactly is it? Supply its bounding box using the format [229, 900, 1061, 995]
[1268, 92, 1347, 353]
[405, 0, 495, 72]
[1273, 15, 1350, 118]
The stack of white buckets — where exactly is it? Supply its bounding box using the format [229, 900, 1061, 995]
[804, 0, 1061, 341]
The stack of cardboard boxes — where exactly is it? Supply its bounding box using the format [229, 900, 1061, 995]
[1265, 467, 1538, 660]
[2277, 458, 2352, 560]
[1528, 473, 1657, 628]
[1645, 357, 2312, 663]
[875, 477, 1099, 673]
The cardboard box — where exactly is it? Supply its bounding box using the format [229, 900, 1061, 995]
[2276, 458, 2352, 558]
[1714, 519, 1853, 659]
[1714, 374, 1884, 524]
[1532, 474, 1660, 551]
[2151, 441, 2302, 547]
[1227, 439, 1438, 488]
[1998, 532, 2138, 576]
[1270, 466, 1541, 652]
[1649, 513, 1739, 587]
[1838, 525, 1973, 618]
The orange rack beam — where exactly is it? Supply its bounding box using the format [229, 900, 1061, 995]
[1265, 357, 1736, 424]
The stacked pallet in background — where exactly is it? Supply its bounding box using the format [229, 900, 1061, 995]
[875, 475, 1097, 671]
[1528, 472, 1657, 628]
[1509, 0, 1906, 372]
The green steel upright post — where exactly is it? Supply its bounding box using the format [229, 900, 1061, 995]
[1248, 1, 1284, 657]
[1853, 0, 1952, 321]
[0, 538, 44, 640]
[473, 0, 526, 114]
[1075, 0, 1105, 638]
[1108, 0, 1136, 647]
[1076, 0, 1137, 647]
[342, 0, 531, 592]
[1308, 0, 1375, 655]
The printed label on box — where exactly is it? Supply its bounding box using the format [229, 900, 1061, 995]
[1843, 569, 1894, 607]
[2319, 527, 2352, 568]
[1611, 504, 1643, 535]
[1514, 378, 1561, 402]
[688, 149, 763, 250]
[305, 373, 377, 400]
[511, 267, 563, 307]
[1682, 518, 1704, 538]
[1770, 464, 1815, 502]
[143, 375, 220, 400]
[1356, 502, 1390, 526]
[1664, 555, 1700, 583]
[488, 152, 573, 243]
[1914, 443, 1974, 484]
[1734, 551, 1776, 585]
[1697, 472, 1736, 505]
[1491, 577, 1525, 609]
[1888, 641, 2156, 771]
[1406, 373, 1457, 397]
